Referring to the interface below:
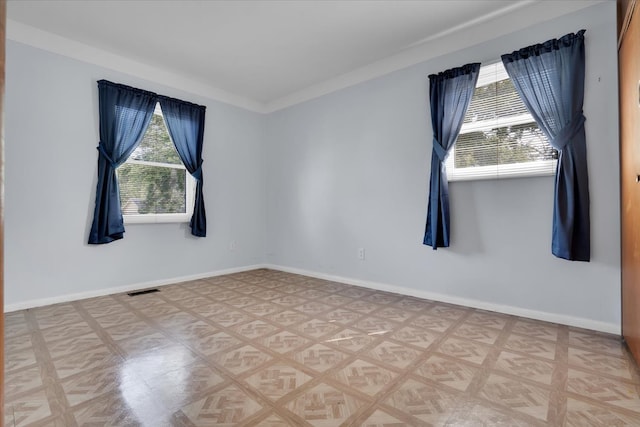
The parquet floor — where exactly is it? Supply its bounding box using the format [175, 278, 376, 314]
[4, 269, 640, 426]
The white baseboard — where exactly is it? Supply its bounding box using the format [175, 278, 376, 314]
[5, 262, 620, 335]
[265, 264, 621, 335]
[3, 264, 268, 313]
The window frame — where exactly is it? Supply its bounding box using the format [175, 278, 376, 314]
[445, 61, 557, 182]
[120, 104, 195, 225]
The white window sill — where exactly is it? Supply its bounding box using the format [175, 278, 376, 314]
[447, 160, 557, 182]
[124, 214, 191, 224]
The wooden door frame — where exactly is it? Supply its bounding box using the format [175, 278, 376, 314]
[619, 0, 637, 46]
[1, 0, 6, 416]
[620, 0, 639, 362]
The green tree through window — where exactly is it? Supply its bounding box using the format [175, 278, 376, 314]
[445, 62, 557, 180]
[117, 108, 191, 217]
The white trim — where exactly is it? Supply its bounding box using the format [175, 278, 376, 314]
[8, 2, 603, 114]
[263, 1, 604, 112]
[120, 165, 196, 224]
[121, 103, 196, 224]
[3, 264, 268, 312]
[125, 159, 185, 170]
[446, 159, 557, 182]
[475, 61, 510, 87]
[6, 20, 266, 113]
[123, 212, 190, 224]
[265, 264, 620, 335]
[459, 114, 536, 134]
[5, 262, 619, 335]
[445, 60, 557, 182]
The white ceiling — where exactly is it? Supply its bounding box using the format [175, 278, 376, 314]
[7, 0, 602, 112]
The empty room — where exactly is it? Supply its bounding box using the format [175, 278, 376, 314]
[3, 0, 640, 425]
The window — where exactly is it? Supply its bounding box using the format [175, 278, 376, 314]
[117, 103, 195, 223]
[445, 62, 557, 181]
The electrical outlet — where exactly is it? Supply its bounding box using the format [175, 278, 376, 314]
[358, 247, 365, 261]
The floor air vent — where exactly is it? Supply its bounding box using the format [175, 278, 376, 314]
[127, 288, 159, 297]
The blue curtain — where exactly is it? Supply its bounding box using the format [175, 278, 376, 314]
[159, 96, 207, 237]
[88, 80, 157, 244]
[423, 63, 480, 249]
[501, 30, 589, 261]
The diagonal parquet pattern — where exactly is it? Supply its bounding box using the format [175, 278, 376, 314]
[4, 268, 640, 426]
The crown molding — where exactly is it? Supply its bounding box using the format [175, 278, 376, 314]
[8, 1, 604, 115]
[7, 19, 268, 113]
[264, 0, 604, 113]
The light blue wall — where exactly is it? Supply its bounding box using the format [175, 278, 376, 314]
[5, 41, 267, 305]
[265, 2, 620, 330]
[5, 2, 621, 331]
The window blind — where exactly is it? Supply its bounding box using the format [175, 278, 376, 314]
[117, 106, 190, 216]
[445, 62, 557, 181]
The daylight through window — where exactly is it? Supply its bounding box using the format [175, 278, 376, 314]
[445, 62, 557, 181]
[117, 104, 195, 223]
